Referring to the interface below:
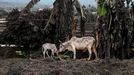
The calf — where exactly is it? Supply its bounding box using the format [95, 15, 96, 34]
[59, 36, 98, 60]
[42, 43, 58, 59]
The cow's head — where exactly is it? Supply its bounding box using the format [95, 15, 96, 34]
[59, 41, 69, 52]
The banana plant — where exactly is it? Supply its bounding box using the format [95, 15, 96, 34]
[97, 0, 116, 16]
[97, 0, 107, 16]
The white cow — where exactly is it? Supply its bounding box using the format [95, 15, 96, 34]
[59, 36, 98, 60]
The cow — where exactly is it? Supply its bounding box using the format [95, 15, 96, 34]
[59, 36, 98, 60]
[42, 43, 59, 59]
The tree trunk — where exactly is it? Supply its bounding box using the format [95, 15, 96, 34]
[51, 0, 74, 45]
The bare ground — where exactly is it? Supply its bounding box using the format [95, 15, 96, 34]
[0, 58, 134, 75]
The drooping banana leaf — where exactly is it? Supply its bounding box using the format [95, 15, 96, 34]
[97, 1, 107, 16]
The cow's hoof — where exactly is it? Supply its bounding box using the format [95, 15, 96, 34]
[96, 58, 99, 60]
[72, 59, 76, 61]
[87, 58, 91, 61]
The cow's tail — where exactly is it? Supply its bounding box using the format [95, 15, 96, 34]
[95, 31, 99, 48]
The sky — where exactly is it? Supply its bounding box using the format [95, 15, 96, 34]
[0, 0, 97, 7]
[39, 0, 97, 6]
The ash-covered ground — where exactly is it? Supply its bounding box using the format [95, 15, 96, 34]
[0, 58, 134, 75]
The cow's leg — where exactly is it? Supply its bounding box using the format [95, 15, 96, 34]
[93, 47, 98, 59]
[72, 46, 76, 60]
[74, 50, 76, 60]
[43, 49, 46, 59]
[51, 49, 55, 58]
[46, 50, 50, 58]
[73, 50, 76, 60]
[87, 47, 92, 60]
[55, 51, 58, 57]
[56, 52, 63, 60]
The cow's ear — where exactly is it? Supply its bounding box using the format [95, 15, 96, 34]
[59, 40, 62, 43]
[65, 37, 69, 42]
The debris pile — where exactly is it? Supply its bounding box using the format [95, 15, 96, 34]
[0, 8, 51, 52]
